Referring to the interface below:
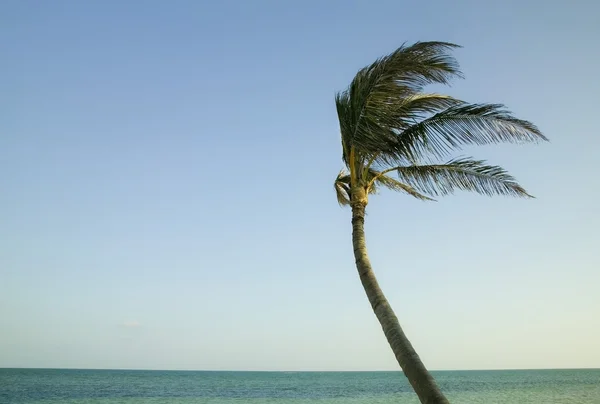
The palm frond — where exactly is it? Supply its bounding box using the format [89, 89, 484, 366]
[351, 42, 462, 101]
[335, 91, 354, 164]
[387, 93, 463, 124]
[395, 103, 547, 161]
[334, 171, 352, 206]
[338, 42, 463, 164]
[361, 93, 464, 164]
[373, 173, 435, 201]
[395, 158, 532, 197]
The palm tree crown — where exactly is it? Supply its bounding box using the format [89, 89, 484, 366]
[335, 41, 547, 206]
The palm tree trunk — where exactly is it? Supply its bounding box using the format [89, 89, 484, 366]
[351, 203, 450, 404]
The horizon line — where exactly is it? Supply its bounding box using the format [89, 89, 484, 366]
[2, 366, 599, 372]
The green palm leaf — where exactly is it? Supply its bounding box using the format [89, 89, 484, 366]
[357, 93, 464, 164]
[394, 103, 547, 161]
[372, 173, 434, 201]
[395, 158, 532, 198]
[338, 41, 464, 165]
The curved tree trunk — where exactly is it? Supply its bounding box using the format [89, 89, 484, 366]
[351, 203, 450, 404]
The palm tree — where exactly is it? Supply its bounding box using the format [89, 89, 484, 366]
[334, 41, 547, 404]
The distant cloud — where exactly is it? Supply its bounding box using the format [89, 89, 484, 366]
[121, 320, 141, 328]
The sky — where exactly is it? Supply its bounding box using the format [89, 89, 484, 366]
[1, 0, 599, 371]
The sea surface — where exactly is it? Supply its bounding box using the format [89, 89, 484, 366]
[1, 368, 599, 404]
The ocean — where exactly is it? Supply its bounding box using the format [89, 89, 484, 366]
[1, 368, 599, 403]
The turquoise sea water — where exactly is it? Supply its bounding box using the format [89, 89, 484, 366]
[1, 368, 599, 403]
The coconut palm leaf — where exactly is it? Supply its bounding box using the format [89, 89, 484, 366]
[338, 41, 464, 166]
[372, 172, 434, 201]
[334, 171, 352, 206]
[394, 158, 532, 198]
[357, 93, 465, 165]
[394, 103, 548, 161]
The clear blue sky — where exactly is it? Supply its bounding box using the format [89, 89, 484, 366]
[1, 0, 598, 371]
